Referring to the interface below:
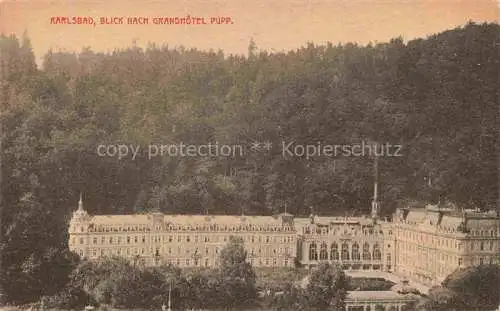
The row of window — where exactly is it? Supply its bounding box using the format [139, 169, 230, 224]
[398, 251, 498, 269]
[72, 245, 293, 258]
[470, 229, 498, 237]
[397, 234, 497, 252]
[78, 224, 294, 233]
[73, 249, 292, 268]
[72, 234, 295, 245]
[303, 226, 392, 236]
[308, 242, 383, 261]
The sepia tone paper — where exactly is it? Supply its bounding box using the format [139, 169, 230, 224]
[0, 1, 499, 311]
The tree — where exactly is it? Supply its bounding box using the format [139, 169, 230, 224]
[218, 236, 258, 309]
[304, 262, 348, 311]
[272, 282, 309, 311]
[441, 264, 500, 311]
[414, 286, 462, 311]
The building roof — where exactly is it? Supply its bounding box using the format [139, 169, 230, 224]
[90, 215, 151, 225]
[164, 214, 286, 226]
[395, 205, 499, 232]
[83, 214, 291, 227]
[346, 291, 416, 301]
[404, 209, 427, 224]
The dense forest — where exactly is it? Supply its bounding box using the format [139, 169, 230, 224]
[0, 22, 498, 303]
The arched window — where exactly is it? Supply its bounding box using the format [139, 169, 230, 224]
[309, 242, 318, 261]
[320, 242, 328, 260]
[480, 242, 484, 251]
[352, 243, 360, 260]
[330, 242, 339, 260]
[341, 242, 349, 260]
[373, 243, 382, 260]
[363, 243, 371, 260]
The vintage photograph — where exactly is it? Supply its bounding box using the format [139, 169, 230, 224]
[0, 0, 499, 310]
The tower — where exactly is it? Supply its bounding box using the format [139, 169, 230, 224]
[73, 192, 88, 219]
[309, 206, 315, 224]
[371, 155, 380, 221]
[78, 192, 84, 212]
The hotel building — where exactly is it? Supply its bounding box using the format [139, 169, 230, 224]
[392, 204, 500, 286]
[69, 197, 499, 286]
[68, 160, 499, 286]
[69, 196, 297, 268]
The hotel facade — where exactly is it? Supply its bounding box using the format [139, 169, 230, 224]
[69, 193, 500, 287]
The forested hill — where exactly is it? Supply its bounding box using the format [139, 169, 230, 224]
[1, 22, 498, 225]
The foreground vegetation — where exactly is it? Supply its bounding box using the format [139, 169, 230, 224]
[413, 264, 500, 311]
[13, 237, 349, 311]
[0, 21, 498, 306]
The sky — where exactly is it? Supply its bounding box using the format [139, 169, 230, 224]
[1, 0, 499, 65]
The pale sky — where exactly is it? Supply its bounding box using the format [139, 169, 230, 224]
[1, 0, 499, 64]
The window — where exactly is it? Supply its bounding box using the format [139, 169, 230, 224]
[309, 242, 318, 261]
[134, 236, 138, 243]
[330, 242, 339, 260]
[142, 236, 146, 243]
[109, 237, 113, 244]
[187, 236, 190, 242]
[341, 243, 349, 261]
[373, 244, 381, 261]
[93, 237, 97, 244]
[480, 242, 484, 251]
[320, 242, 328, 260]
[127, 236, 130, 243]
[169, 236, 173, 242]
[79, 237, 84, 244]
[352, 243, 360, 261]
[363, 243, 371, 260]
